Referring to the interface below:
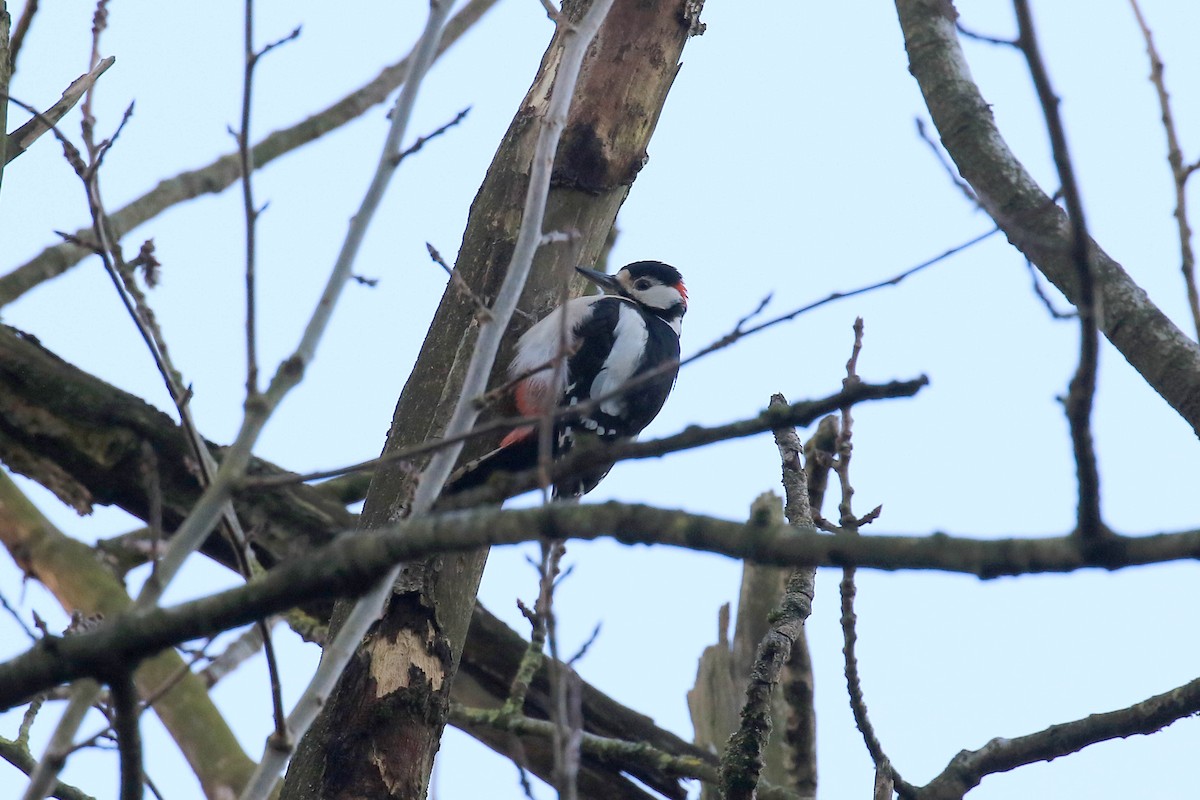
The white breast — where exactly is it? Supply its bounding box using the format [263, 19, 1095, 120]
[591, 303, 649, 417]
[508, 294, 606, 410]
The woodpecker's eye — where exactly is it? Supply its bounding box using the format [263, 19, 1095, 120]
[634, 278, 653, 291]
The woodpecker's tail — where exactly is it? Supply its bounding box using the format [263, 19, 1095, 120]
[441, 433, 541, 498]
[440, 430, 614, 503]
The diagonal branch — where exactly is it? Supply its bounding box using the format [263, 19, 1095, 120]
[439, 376, 929, 510]
[450, 704, 805, 800]
[893, 0, 1200, 437]
[0, 737, 94, 800]
[0, 0, 499, 306]
[0, 472, 256, 796]
[4, 57, 115, 167]
[915, 673, 1200, 799]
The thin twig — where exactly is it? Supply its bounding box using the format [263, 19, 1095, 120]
[392, 105, 470, 166]
[236, 15, 301, 399]
[237, 3, 462, 795]
[200, 621, 276, 688]
[0, 6, 10, 190]
[1012, 0, 1104, 545]
[141, 774, 164, 800]
[450, 704, 804, 800]
[0, 0, 500, 307]
[0, 592, 37, 641]
[832, 321, 909, 795]
[137, 639, 215, 712]
[253, 230, 989, 493]
[87, 100, 133, 177]
[234, 0, 298, 740]
[239, 0, 260, 398]
[1128, 0, 1200, 340]
[1023, 257, 1076, 320]
[502, 600, 547, 716]
[540, 541, 582, 800]
[439, 377, 928, 512]
[18, 696, 44, 748]
[955, 21, 1016, 47]
[915, 117, 978, 204]
[566, 622, 601, 666]
[242, 5, 616, 794]
[427, 241, 491, 320]
[63, 85, 265, 628]
[19, 13, 133, 790]
[8, 0, 39, 74]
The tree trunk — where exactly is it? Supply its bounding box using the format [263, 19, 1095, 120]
[280, 1, 704, 798]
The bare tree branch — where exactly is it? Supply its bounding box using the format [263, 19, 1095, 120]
[1011, 0, 1105, 545]
[5, 498, 1200, 709]
[0, 0, 499, 306]
[0, 5, 10, 191]
[830, 322, 909, 794]
[239, 2, 463, 794]
[110, 672, 142, 800]
[3, 56, 115, 168]
[7, 0, 38, 74]
[450, 704, 805, 800]
[718, 535, 815, 800]
[772, 398, 819, 798]
[894, 0, 1200, 437]
[915, 673, 1200, 799]
[438, 376, 929, 511]
[1128, 0, 1200, 339]
[0, 736, 95, 800]
[0, 472, 256, 796]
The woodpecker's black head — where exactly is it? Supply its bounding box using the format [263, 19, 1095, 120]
[576, 261, 688, 330]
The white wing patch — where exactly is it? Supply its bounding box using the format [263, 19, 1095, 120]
[509, 294, 605, 411]
[590, 303, 648, 417]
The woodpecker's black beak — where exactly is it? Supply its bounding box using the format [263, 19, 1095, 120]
[575, 266, 622, 295]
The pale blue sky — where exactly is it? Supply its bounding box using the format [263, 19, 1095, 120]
[2, 2, 1199, 799]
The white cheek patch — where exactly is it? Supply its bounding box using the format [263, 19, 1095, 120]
[637, 284, 682, 310]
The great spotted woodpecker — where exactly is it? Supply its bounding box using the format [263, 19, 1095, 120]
[447, 261, 687, 500]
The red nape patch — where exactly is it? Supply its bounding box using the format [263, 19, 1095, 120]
[675, 281, 689, 305]
[500, 424, 535, 448]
